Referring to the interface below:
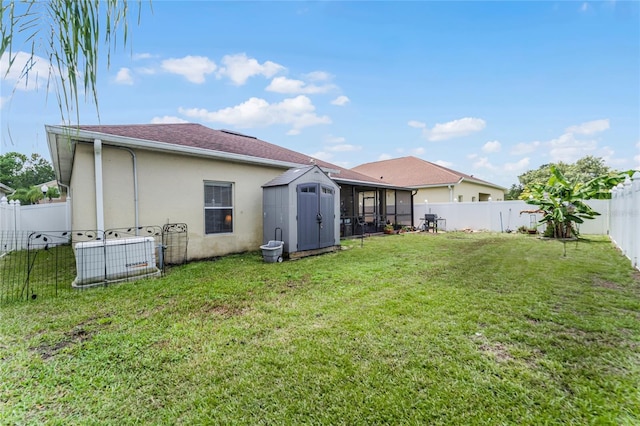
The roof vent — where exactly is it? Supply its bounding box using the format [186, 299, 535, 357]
[220, 129, 257, 139]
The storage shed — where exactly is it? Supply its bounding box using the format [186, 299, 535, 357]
[262, 165, 340, 259]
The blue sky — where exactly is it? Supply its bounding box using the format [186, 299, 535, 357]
[1, 1, 639, 188]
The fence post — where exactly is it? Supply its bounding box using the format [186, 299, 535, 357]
[631, 173, 639, 268]
[65, 196, 72, 231]
[0, 196, 9, 232]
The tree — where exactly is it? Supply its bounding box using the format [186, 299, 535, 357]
[13, 153, 55, 188]
[522, 165, 634, 239]
[0, 151, 27, 188]
[9, 185, 41, 204]
[512, 156, 614, 199]
[1, 1, 143, 125]
[505, 183, 524, 200]
[0, 152, 54, 189]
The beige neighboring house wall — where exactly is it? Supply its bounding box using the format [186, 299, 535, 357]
[414, 181, 505, 204]
[353, 156, 506, 203]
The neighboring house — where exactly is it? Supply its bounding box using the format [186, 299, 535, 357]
[46, 123, 414, 261]
[36, 179, 67, 202]
[352, 156, 507, 203]
[0, 183, 14, 199]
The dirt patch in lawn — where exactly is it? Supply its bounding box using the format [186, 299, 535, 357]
[35, 327, 93, 360]
[200, 302, 248, 319]
[31, 315, 113, 360]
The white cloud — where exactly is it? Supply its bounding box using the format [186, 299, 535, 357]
[330, 160, 353, 169]
[310, 151, 333, 161]
[565, 119, 609, 135]
[217, 53, 284, 85]
[331, 95, 350, 106]
[266, 76, 335, 94]
[325, 135, 346, 144]
[136, 67, 156, 75]
[327, 144, 361, 152]
[482, 140, 501, 153]
[1, 51, 55, 91]
[133, 53, 154, 60]
[504, 157, 530, 172]
[410, 147, 426, 156]
[0, 96, 7, 109]
[424, 117, 486, 141]
[548, 132, 598, 162]
[408, 120, 426, 129]
[115, 67, 134, 85]
[434, 160, 454, 168]
[510, 141, 541, 155]
[178, 95, 331, 134]
[472, 156, 497, 170]
[304, 71, 332, 82]
[580, 2, 590, 12]
[378, 153, 393, 161]
[161, 55, 217, 83]
[150, 116, 188, 124]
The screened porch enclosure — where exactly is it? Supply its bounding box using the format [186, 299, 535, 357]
[338, 184, 413, 237]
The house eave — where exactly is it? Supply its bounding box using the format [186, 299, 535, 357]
[331, 176, 413, 191]
[458, 177, 507, 191]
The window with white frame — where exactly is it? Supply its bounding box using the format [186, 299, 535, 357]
[204, 181, 233, 234]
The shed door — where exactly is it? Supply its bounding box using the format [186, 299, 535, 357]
[297, 183, 335, 251]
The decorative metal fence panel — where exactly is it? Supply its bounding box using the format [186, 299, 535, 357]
[0, 224, 188, 305]
[163, 223, 189, 266]
[1, 231, 75, 303]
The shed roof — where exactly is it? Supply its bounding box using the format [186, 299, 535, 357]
[352, 156, 506, 190]
[263, 165, 315, 187]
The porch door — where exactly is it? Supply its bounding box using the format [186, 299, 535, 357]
[297, 183, 335, 251]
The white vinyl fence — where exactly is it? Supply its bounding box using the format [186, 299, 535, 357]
[414, 199, 610, 235]
[0, 196, 71, 253]
[610, 172, 640, 270]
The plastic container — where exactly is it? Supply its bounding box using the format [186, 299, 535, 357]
[260, 240, 284, 263]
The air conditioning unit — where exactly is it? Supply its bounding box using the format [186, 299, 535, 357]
[72, 236, 161, 288]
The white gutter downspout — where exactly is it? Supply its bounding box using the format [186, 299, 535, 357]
[94, 139, 105, 233]
[448, 185, 454, 202]
[115, 146, 140, 235]
[58, 182, 72, 231]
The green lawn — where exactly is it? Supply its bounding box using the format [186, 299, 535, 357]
[1, 233, 638, 424]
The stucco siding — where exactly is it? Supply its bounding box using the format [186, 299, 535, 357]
[455, 181, 505, 202]
[71, 145, 287, 260]
[415, 187, 452, 203]
[70, 143, 98, 231]
[415, 182, 505, 204]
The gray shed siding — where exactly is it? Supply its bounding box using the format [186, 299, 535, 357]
[262, 166, 340, 256]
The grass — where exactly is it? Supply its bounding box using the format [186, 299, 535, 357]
[1, 232, 639, 424]
[0, 244, 77, 303]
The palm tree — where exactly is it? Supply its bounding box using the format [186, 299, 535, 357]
[8, 186, 41, 205]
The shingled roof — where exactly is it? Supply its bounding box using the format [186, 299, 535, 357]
[48, 123, 390, 187]
[352, 156, 506, 190]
